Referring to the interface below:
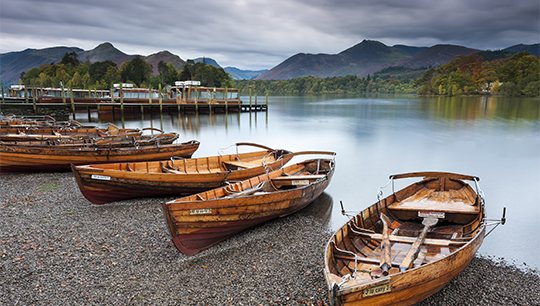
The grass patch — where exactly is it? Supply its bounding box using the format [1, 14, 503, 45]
[36, 183, 59, 192]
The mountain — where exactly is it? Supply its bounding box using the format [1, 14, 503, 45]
[0, 46, 83, 86]
[0, 43, 254, 86]
[1, 41, 538, 86]
[78, 42, 135, 64]
[193, 57, 221, 68]
[224, 67, 267, 80]
[391, 44, 480, 69]
[144, 51, 186, 76]
[256, 40, 487, 80]
[256, 40, 427, 80]
[503, 43, 539, 57]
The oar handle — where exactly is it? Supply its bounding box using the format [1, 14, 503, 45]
[380, 217, 392, 276]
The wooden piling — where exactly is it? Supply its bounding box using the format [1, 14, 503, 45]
[249, 87, 252, 111]
[194, 85, 198, 113]
[69, 81, 75, 112]
[159, 84, 163, 112]
[120, 85, 124, 111]
[61, 83, 66, 104]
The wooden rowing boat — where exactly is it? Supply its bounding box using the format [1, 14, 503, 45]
[71, 143, 294, 204]
[162, 152, 336, 255]
[1, 132, 179, 147]
[324, 172, 487, 306]
[0, 140, 200, 173]
[0, 122, 142, 140]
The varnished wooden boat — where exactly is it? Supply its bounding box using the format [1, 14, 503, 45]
[162, 152, 336, 255]
[71, 143, 294, 204]
[0, 140, 200, 173]
[1, 132, 179, 148]
[324, 172, 487, 306]
[0, 122, 142, 140]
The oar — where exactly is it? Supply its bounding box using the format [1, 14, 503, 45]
[399, 217, 438, 272]
[379, 214, 392, 276]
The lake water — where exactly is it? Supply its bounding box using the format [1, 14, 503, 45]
[75, 94, 540, 269]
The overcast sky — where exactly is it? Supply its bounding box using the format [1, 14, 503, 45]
[1, 0, 538, 70]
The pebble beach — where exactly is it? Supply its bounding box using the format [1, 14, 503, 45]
[1, 171, 539, 305]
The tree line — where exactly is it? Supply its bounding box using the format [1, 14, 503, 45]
[17, 51, 538, 97]
[414, 51, 539, 97]
[236, 74, 419, 96]
[237, 52, 538, 97]
[19, 52, 235, 91]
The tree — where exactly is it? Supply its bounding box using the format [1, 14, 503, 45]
[103, 66, 121, 88]
[120, 56, 152, 86]
[72, 72, 82, 88]
[158, 60, 167, 85]
[82, 72, 91, 89]
[59, 51, 80, 67]
[89, 61, 118, 83]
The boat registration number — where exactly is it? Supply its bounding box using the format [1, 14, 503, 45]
[363, 283, 391, 297]
[190, 208, 212, 215]
[91, 174, 111, 181]
[292, 180, 310, 186]
[419, 211, 445, 218]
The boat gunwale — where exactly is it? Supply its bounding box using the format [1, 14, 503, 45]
[324, 172, 486, 305]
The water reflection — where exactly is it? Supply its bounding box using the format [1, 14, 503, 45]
[427, 96, 540, 123]
[297, 192, 333, 227]
[72, 94, 539, 268]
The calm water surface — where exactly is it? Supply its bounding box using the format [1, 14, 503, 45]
[77, 94, 540, 269]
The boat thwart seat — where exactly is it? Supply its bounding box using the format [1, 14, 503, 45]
[388, 187, 480, 224]
[222, 160, 258, 169]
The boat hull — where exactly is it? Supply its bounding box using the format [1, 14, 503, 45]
[334, 228, 484, 306]
[71, 148, 293, 204]
[169, 181, 330, 255]
[324, 172, 486, 306]
[162, 157, 335, 255]
[0, 141, 199, 173]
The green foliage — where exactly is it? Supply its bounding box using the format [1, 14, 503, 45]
[415, 52, 539, 97]
[178, 62, 235, 88]
[18, 57, 235, 92]
[89, 60, 118, 86]
[121, 56, 152, 86]
[59, 51, 80, 67]
[236, 74, 417, 95]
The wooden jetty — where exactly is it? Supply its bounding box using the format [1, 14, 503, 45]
[1, 83, 268, 117]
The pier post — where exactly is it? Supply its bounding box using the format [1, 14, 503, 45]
[32, 81, 37, 113]
[120, 85, 124, 112]
[266, 89, 269, 110]
[69, 81, 75, 112]
[61, 83, 66, 104]
[195, 85, 198, 113]
[225, 87, 228, 111]
[159, 84, 163, 112]
[24, 83, 28, 103]
[1, 84, 4, 103]
[249, 87, 252, 111]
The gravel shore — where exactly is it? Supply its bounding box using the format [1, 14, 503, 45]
[1, 172, 539, 305]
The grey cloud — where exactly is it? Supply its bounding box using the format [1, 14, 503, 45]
[0, 0, 538, 70]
